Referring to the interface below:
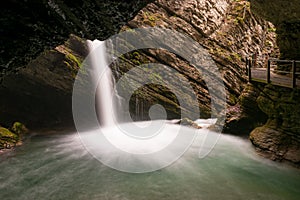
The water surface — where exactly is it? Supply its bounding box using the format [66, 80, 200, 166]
[0, 126, 299, 200]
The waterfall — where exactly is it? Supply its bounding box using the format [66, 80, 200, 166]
[82, 39, 219, 173]
[87, 40, 116, 127]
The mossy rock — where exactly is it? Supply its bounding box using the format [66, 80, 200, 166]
[0, 127, 19, 149]
[11, 122, 29, 136]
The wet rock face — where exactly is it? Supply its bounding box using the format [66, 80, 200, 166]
[0, 0, 153, 75]
[116, 0, 277, 120]
[276, 22, 300, 60]
[223, 83, 267, 135]
[250, 0, 300, 59]
[250, 0, 300, 24]
[250, 126, 300, 167]
[0, 35, 88, 128]
[249, 85, 300, 167]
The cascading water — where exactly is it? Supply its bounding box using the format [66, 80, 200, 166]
[87, 40, 116, 127]
[76, 39, 202, 173]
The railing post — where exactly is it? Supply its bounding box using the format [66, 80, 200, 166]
[246, 57, 248, 75]
[267, 60, 271, 83]
[248, 58, 252, 82]
[292, 60, 296, 88]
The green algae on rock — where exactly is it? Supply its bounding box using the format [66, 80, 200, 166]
[0, 122, 29, 150]
[0, 126, 19, 149]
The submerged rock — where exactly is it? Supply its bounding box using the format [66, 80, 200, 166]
[180, 118, 202, 129]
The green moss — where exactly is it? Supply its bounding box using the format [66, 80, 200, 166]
[120, 26, 136, 33]
[228, 93, 238, 105]
[265, 40, 273, 47]
[231, 52, 242, 61]
[229, 0, 249, 25]
[66, 52, 81, 67]
[11, 122, 28, 135]
[236, 17, 244, 23]
[132, 51, 140, 57]
[149, 73, 163, 83]
[141, 11, 161, 27]
[267, 27, 276, 32]
[64, 52, 82, 78]
[0, 127, 19, 149]
[0, 127, 18, 140]
[226, 55, 233, 61]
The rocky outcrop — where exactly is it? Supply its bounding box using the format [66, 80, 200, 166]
[223, 83, 267, 135]
[0, 0, 279, 128]
[0, 122, 28, 150]
[0, 35, 88, 128]
[180, 118, 202, 129]
[0, 126, 19, 150]
[225, 81, 300, 167]
[249, 85, 300, 167]
[114, 0, 278, 120]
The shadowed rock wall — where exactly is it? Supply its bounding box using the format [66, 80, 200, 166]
[250, 0, 300, 59]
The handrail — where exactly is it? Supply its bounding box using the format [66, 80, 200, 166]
[246, 57, 299, 88]
[269, 59, 294, 62]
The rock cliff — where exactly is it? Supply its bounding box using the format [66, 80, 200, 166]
[249, 85, 300, 167]
[0, 0, 152, 128]
[1, 0, 153, 76]
[250, 0, 300, 59]
[114, 0, 278, 120]
[0, 0, 278, 128]
[243, 0, 300, 167]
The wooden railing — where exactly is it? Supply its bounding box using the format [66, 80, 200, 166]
[246, 57, 300, 88]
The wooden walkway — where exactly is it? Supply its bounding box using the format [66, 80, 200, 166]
[246, 58, 300, 88]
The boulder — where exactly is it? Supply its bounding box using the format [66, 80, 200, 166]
[0, 126, 19, 149]
[223, 83, 267, 135]
[250, 125, 300, 167]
